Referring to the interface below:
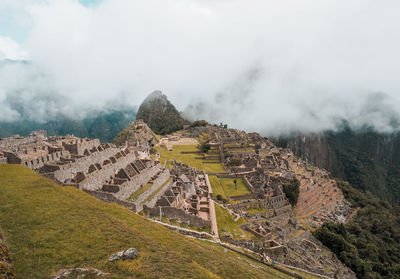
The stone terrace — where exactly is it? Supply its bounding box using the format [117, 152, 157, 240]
[290, 160, 350, 228]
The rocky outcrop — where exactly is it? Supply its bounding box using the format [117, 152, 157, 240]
[279, 133, 331, 170]
[52, 268, 108, 279]
[0, 228, 16, 279]
[108, 248, 139, 262]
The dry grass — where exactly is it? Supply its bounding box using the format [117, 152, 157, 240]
[0, 165, 292, 279]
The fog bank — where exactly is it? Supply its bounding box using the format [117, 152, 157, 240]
[1, 0, 400, 135]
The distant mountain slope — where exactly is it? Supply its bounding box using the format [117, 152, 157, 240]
[315, 181, 400, 279]
[277, 125, 400, 205]
[0, 165, 290, 279]
[112, 120, 158, 147]
[136, 91, 190, 135]
[0, 109, 136, 142]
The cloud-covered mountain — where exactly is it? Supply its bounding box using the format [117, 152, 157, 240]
[1, 0, 400, 136]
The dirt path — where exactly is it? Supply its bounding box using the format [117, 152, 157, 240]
[205, 174, 219, 241]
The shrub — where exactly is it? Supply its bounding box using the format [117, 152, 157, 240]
[282, 178, 300, 206]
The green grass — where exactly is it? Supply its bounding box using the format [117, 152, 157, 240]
[209, 175, 227, 200]
[128, 181, 154, 202]
[218, 178, 251, 197]
[214, 204, 252, 240]
[0, 165, 293, 279]
[157, 145, 226, 173]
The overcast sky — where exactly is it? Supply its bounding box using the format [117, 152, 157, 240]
[1, 0, 400, 135]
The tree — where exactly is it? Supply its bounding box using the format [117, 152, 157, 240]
[282, 178, 300, 206]
[228, 157, 242, 166]
[199, 140, 211, 154]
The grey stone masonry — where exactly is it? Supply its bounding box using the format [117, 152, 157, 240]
[114, 164, 162, 200]
[143, 176, 173, 209]
[133, 169, 171, 212]
[53, 148, 118, 184]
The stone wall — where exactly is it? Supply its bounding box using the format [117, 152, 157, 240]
[62, 138, 101, 155]
[144, 206, 211, 229]
[114, 164, 162, 200]
[243, 175, 257, 193]
[84, 190, 137, 212]
[133, 169, 170, 211]
[4, 150, 67, 170]
[229, 193, 255, 200]
[53, 148, 118, 183]
[143, 176, 173, 209]
[151, 219, 212, 239]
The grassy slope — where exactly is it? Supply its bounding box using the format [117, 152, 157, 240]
[0, 227, 16, 279]
[214, 204, 252, 240]
[0, 165, 292, 279]
[157, 145, 226, 173]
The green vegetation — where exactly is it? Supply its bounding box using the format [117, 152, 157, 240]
[128, 182, 154, 202]
[209, 176, 251, 202]
[282, 178, 300, 206]
[190, 120, 209, 127]
[214, 204, 252, 240]
[219, 178, 251, 197]
[277, 125, 400, 205]
[0, 109, 136, 142]
[199, 139, 211, 154]
[0, 165, 293, 279]
[314, 181, 400, 279]
[209, 175, 227, 200]
[136, 91, 190, 135]
[226, 157, 242, 167]
[157, 145, 226, 173]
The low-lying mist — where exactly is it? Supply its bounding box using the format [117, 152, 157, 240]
[1, 0, 400, 136]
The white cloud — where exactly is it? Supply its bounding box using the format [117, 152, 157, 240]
[1, 0, 400, 134]
[0, 36, 29, 60]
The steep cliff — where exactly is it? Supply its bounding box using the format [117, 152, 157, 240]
[277, 126, 400, 205]
[136, 91, 190, 135]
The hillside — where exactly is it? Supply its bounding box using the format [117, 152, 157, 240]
[315, 181, 400, 279]
[0, 165, 292, 279]
[277, 125, 400, 205]
[112, 120, 158, 147]
[136, 91, 190, 135]
[0, 109, 136, 143]
[0, 227, 15, 279]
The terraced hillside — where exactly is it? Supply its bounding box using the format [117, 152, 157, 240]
[0, 165, 293, 279]
[156, 144, 226, 173]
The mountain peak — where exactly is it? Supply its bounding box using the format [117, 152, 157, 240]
[136, 91, 189, 135]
